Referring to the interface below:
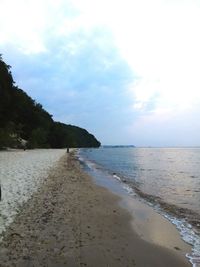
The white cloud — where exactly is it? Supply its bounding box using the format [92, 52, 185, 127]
[128, 105, 200, 146]
[67, 0, 200, 117]
[117, 0, 200, 115]
[1, 0, 200, 145]
[0, 0, 79, 54]
[0, 0, 48, 53]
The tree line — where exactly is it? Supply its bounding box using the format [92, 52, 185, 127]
[0, 55, 101, 149]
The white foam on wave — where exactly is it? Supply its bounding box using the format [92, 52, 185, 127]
[77, 151, 99, 171]
[139, 198, 200, 267]
[86, 161, 98, 170]
[109, 168, 200, 267]
[163, 215, 200, 267]
[0, 149, 65, 238]
[78, 149, 200, 266]
[122, 181, 200, 266]
[113, 174, 121, 181]
[122, 184, 137, 196]
[113, 174, 200, 267]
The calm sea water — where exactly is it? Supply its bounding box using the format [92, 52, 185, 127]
[78, 147, 200, 266]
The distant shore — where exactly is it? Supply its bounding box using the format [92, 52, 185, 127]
[0, 151, 191, 266]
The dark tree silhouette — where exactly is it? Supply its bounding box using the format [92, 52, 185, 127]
[0, 55, 101, 149]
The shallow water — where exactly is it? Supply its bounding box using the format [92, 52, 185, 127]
[78, 147, 200, 267]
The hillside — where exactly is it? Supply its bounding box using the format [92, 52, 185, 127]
[0, 55, 101, 149]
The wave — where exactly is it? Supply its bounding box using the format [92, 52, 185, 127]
[77, 151, 200, 267]
[111, 174, 200, 267]
[125, 181, 200, 267]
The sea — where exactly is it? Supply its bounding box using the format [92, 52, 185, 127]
[78, 147, 200, 267]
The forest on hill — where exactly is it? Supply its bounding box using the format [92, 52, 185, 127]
[0, 55, 101, 149]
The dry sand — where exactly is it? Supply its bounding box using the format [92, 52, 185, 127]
[0, 149, 66, 235]
[0, 151, 191, 266]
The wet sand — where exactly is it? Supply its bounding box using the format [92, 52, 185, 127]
[0, 152, 191, 266]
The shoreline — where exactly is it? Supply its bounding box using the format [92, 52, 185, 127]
[0, 151, 191, 266]
[78, 148, 200, 266]
[78, 152, 193, 264]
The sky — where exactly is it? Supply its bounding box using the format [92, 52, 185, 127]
[0, 0, 200, 146]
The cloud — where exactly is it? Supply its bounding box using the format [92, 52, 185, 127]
[0, 24, 134, 142]
[128, 106, 200, 146]
[1, 0, 200, 145]
[0, 0, 80, 54]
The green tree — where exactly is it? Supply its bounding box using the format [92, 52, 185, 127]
[0, 55, 101, 149]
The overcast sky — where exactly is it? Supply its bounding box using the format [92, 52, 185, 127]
[1, 0, 200, 146]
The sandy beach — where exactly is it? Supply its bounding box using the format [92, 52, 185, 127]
[0, 149, 66, 235]
[0, 151, 192, 266]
